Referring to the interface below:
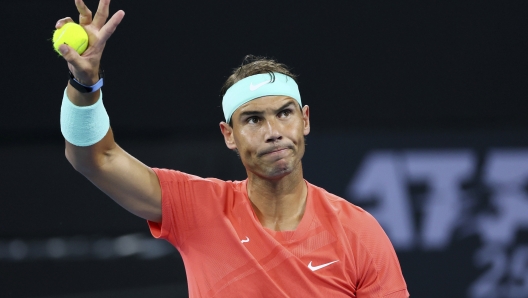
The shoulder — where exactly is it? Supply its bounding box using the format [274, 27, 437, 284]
[308, 182, 389, 248]
[153, 168, 224, 183]
[152, 168, 245, 194]
[308, 182, 376, 225]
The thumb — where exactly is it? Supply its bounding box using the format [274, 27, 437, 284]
[58, 44, 82, 69]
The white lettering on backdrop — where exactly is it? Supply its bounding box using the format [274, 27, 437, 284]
[347, 149, 528, 298]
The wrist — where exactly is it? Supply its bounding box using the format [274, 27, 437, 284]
[68, 67, 104, 94]
[75, 74, 100, 86]
[67, 83, 100, 106]
[70, 65, 102, 85]
[60, 88, 110, 147]
[70, 68, 99, 85]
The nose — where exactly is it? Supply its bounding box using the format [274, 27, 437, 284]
[265, 118, 282, 143]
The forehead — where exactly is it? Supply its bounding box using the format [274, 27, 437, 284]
[236, 95, 295, 113]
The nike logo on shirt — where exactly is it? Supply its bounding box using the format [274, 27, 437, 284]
[241, 237, 250, 243]
[249, 80, 270, 91]
[307, 260, 338, 271]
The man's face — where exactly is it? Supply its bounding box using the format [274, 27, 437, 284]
[220, 96, 310, 180]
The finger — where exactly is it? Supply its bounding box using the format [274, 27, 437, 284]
[55, 17, 74, 29]
[58, 44, 83, 70]
[98, 10, 125, 44]
[75, 0, 93, 26]
[92, 0, 110, 29]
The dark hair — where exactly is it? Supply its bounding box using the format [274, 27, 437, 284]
[221, 55, 298, 125]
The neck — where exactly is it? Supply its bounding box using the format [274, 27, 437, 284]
[246, 164, 307, 231]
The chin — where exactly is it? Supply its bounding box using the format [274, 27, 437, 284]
[249, 155, 300, 179]
[262, 164, 295, 179]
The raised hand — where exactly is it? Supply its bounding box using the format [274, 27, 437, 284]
[56, 0, 124, 86]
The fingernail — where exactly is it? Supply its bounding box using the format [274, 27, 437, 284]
[56, 22, 60, 28]
[59, 45, 69, 55]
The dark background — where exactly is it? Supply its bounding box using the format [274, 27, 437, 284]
[1, 0, 527, 297]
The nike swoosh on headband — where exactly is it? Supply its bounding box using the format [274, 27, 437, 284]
[249, 80, 271, 91]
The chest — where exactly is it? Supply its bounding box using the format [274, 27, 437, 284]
[181, 211, 357, 297]
[238, 216, 350, 275]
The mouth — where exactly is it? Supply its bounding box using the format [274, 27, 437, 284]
[259, 146, 292, 157]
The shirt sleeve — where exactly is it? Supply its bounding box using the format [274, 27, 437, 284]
[352, 211, 409, 298]
[147, 168, 227, 250]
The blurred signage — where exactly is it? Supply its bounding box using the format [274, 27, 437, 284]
[0, 233, 175, 261]
[347, 149, 528, 297]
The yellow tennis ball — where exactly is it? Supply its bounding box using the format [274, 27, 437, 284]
[53, 23, 89, 55]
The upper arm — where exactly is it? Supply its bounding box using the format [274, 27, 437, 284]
[66, 128, 162, 222]
[92, 145, 162, 222]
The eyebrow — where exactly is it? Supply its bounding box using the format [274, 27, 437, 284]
[238, 101, 296, 119]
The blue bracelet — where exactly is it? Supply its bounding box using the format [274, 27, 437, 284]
[60, 88, 110, 146]
[69, 69, 104, 93]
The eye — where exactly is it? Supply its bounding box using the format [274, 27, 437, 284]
[246, 116, 260, 124]
[279, 109, 292, 118]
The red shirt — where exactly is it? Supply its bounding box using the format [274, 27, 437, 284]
[148, 169, 409, 297]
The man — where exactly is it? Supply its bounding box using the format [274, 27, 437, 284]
[57, 0, 409, 297]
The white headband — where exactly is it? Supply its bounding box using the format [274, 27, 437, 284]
[222, 72, 302, 123]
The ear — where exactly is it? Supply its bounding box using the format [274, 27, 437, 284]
[219, 122, 237, 150]
[302, 105, 310, 136]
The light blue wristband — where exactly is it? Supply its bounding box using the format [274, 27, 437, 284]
[60, 88, 110, 147]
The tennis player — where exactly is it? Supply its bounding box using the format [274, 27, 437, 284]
[56, 0, 409, 297]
